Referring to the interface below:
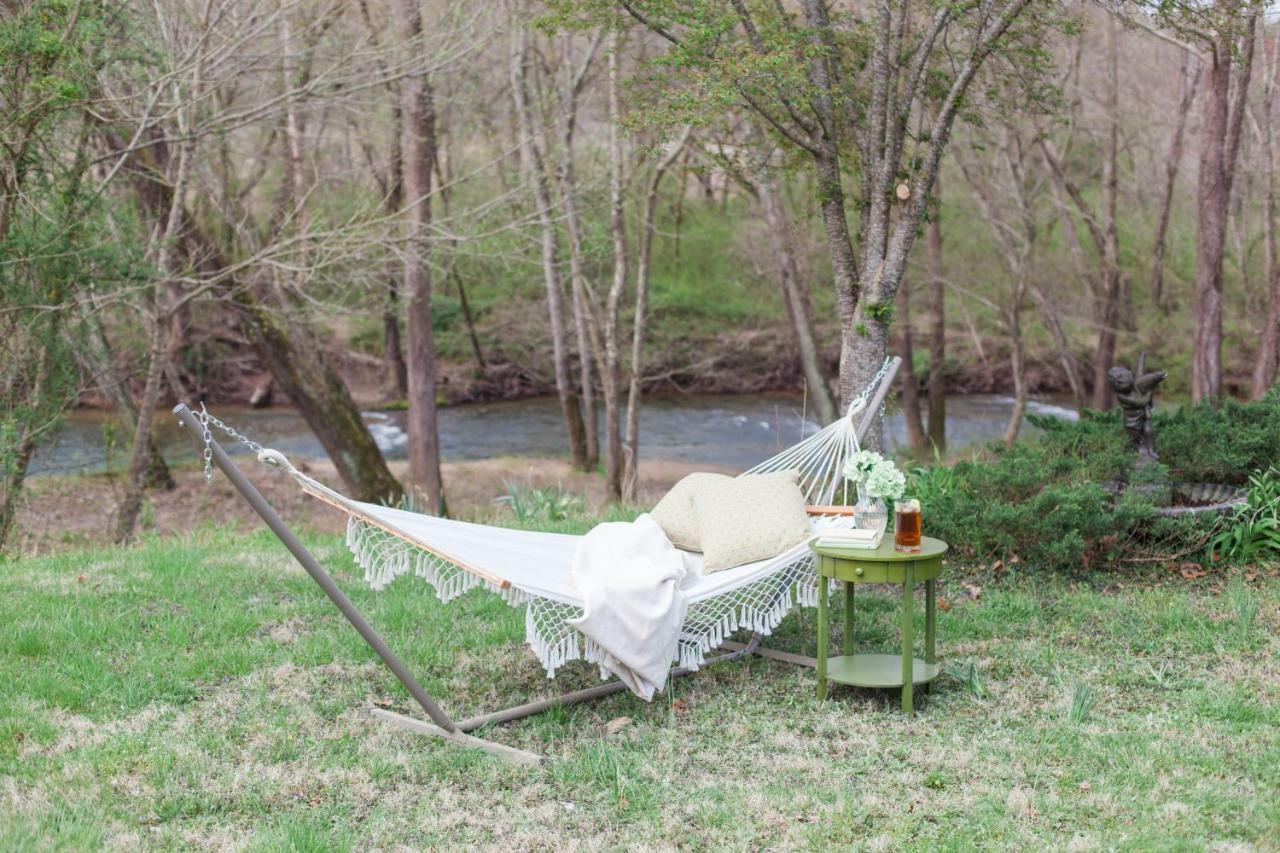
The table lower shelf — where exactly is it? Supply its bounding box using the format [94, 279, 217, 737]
[823, 653, 941, 688]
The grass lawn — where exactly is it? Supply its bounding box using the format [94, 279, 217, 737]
[2, 526, 1277, 850]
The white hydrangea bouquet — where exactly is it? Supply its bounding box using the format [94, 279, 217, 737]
[839, 449, 905, 542]
[842, 450, 906, 501]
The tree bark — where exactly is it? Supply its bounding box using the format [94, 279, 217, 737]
[396, 0, 445, 512]
[1192, 4, 1257, 403]
[623, 126, 689, 501]
[384, 99, 409, 399]
[601, 29, 626, 502]
[1092, 17, 1122, 410]
[1251, 34, 1280, 398]
[114, 312, 167, 543]
[558, 32, 601, 468]
[924, 204, 946, 454]
[897, 277, 927, 455]
[1002, 307, 1027, 447]
[0, 431, 36, 554]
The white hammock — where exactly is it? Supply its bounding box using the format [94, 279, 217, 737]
[223, 358, 900, 679]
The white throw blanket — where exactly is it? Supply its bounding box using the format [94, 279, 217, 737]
[568, 514, 689, 700]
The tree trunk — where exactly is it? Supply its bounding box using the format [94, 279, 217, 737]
[1151, 56, 1199, 311]
[623, 127, 688, 501]
[383, 99, 409, 399]
[114, 313, 167, 543]
[118, 100, 196, 544]
[758, 170, 837, 425]
[812, 144, 864, 415]
[0, 433, 36, 554]
[601, 31, 626, 502]
[925, 208, 946, 454]
[1251, 36, 1279, 398]
[397, 0, 445, 512]
[510, 13, 588, 470]
[1193, 8, 1257, 403]
[1002, 308, 1027, 447]
[0, 344, 51, 553]
[1027, 282, 1086, 408]
[558, 32, 601, 468]
[1092, 17, 1121, 410]
[78, 310, 173, 489]
[384, 281, 408, 398]
[111, 134, 402, 505]
[897, 277, 927, 455]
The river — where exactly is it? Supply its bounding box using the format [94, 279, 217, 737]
[30, 392, 1077, 477]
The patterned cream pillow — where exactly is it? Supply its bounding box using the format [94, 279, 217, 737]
[692, 470, 811, 573]
[649, 472, 732, 551]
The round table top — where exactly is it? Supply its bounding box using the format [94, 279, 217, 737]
[811, 535, 948, 563]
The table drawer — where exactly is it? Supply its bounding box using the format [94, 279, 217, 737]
[819, 555, 942, 584]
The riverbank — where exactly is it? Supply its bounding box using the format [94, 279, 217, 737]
[12, 456, 731, 556]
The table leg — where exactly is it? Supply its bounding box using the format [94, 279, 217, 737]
[925, 577, 936, 694]
[901, 562, 914, 714]
[843, 579, 855, 656]
[816, 561, 828, 701]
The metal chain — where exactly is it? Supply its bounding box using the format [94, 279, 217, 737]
[845, 357, 893, 417]
[197, 403, 264, 484]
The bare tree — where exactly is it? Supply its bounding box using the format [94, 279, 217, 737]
[1151, 55, 1201, 311]
[958, 121, 1050, 445]
[1039, 20, 1123, 410]
[509, 7, 590, 470]
[1251, 31, 1280, 398]
[622, 125, 690, 501]
[924, 187, 946, 454]
[601, 26, 627, 501]
[615, 0, 1047, 447]
[1189, 0, 1259, 403]
[395, 0, 445, 511]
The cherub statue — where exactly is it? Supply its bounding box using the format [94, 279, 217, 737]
[1107, 352, 1166, 463]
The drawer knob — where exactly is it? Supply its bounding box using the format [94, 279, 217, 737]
[854, 567, 864, 577]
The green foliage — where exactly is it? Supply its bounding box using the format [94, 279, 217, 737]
[495, 481, 585, 523]
[1153, 397, 1280, 485]
[1206, 469, 1280, 563]
[1067, 678, 1097, 725]
[911, 397, 1280, 573]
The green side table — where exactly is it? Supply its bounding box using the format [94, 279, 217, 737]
[812, 536, 947, 713]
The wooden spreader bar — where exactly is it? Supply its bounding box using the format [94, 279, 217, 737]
[173, 404, 797, 766]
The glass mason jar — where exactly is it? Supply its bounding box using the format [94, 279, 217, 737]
[854, 484, 888, 542]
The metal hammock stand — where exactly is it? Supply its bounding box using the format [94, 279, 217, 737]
[172, 357, 899, 766]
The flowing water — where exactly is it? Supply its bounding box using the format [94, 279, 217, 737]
[31, 393, 1078, 477]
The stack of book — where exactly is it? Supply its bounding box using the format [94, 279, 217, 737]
[811, 527, 883, 550]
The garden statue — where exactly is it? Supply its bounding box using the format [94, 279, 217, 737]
[1107, 352, 1166, 463]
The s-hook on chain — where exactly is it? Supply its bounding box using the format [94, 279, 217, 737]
[197, 403, 264, 484]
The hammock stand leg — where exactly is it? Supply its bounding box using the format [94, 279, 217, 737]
[452, 633, 764, 731]
[173, 404, 544, 767]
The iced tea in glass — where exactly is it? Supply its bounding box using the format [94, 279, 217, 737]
[894, 499, 921, 552]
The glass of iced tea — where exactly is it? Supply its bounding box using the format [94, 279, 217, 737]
[894, 498, 922, 552]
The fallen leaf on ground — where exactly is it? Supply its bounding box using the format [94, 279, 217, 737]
[605, 716, 632, 734]
[936, 597, 952, 612]
[672, 698, 688, 714]
[1078, 781, 1092, 791]
[963, 583, 983, 600]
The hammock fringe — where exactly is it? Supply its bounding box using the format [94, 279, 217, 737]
[344, 516, 822, 679]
